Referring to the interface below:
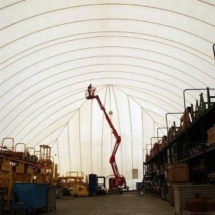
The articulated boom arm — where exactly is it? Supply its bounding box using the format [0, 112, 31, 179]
[86, 84, 126, 188]
[94, 95, 121, 179]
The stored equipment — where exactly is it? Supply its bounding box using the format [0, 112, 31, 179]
[57, 171, 89, 197]
[0, 138, 57, 211]
[86, 84, 128, 194]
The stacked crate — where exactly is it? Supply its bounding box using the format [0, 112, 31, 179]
[166, 163, 190, 206]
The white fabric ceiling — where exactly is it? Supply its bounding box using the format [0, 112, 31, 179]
[1, 0, 215, 189]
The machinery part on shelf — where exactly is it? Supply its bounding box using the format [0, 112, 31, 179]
[178, 107, 192, 133]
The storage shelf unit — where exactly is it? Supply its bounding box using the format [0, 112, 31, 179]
[143, 87, 215, 204]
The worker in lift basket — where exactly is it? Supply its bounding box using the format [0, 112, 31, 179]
[88, 84, 96, 96]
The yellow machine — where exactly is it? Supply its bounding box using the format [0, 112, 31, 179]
[0, 138, 57, 211]
[72, 181, 89, 197]
[0, 158, 13, 210]
[58, 171, 89, 197]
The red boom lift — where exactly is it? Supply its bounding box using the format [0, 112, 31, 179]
[86, 84, 128, 194]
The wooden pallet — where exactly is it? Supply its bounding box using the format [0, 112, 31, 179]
[182, 210, 215, 215]
[174, 185, 215, 215]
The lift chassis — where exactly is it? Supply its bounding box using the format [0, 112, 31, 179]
[86, 84, 128, 194]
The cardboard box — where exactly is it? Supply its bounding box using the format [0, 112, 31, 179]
[207, 126, 215, 145]
[167, 163, 189, 182]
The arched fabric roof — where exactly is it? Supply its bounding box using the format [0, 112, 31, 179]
[1, 0, 215, 189]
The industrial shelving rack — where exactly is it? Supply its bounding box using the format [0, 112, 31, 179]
[143, 87, 215, 203]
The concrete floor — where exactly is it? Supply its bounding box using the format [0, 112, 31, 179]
[41, 192, 175, 215]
